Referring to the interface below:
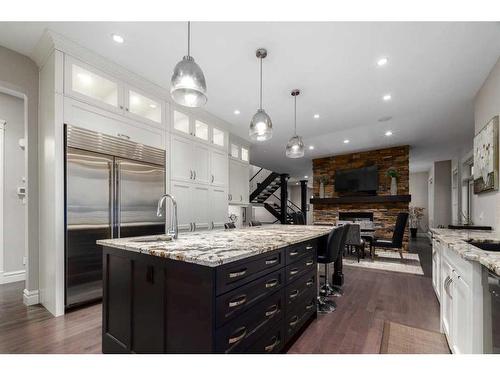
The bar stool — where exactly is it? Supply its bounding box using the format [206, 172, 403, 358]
[317, 225, 348, 313]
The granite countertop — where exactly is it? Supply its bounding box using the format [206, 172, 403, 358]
[97, 224, 333, 267]
[431, 228, 500, 276]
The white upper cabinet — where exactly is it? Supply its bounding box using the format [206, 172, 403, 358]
[230, 142, 250, 164]
[229, 159, 249, 205]
[210, 149, 228, 187]
[195, 120, 209, 142]
[171, 135, 194, 182]
[173, 110, 190, 135]
[192, 143, 210, 185]
[65, 56, 165, 129]
[212, 127, 225, 148]
[171, 109, 227, 149]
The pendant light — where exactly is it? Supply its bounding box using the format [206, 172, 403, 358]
[171, 21, 207, 108]
[285, 89, 305, 158]
[249, 48, 272, 141]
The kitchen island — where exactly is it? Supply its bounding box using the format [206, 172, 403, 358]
[97, 224, 332, 354]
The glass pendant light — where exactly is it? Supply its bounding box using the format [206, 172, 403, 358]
[286, 89, 305, 158]
[171, 22, 207, 108]
[249, 48, 272, 141]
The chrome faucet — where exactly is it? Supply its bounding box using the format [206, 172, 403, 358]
[157, 194, 178, 239]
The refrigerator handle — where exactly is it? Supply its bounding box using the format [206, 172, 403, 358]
[115, 160, 121, 238]
[109, 161, 115, 238]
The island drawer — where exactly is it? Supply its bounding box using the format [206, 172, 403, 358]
[216, 268, 285, 327]
[285, 254, 316, 284]
[216, 249, 284, 295]
[285, 291, 316, 341]
[286, 239, 317, 265]
[243, 320, 285, 354]
[285, 269, 316, 308]
[215, 290, 284, 353]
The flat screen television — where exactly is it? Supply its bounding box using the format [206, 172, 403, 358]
[334, 165, 378, 194]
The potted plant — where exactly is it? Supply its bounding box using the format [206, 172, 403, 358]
[409, 206, 425, 238]
[315, 175, 329, 198]
[386, 168, 399, 195]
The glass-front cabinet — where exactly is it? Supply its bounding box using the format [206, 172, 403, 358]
[171, 109, 227, 149]
[125, 88, 163, 126]
[229, 142, 250, 164]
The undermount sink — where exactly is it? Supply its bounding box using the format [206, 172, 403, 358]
[129, 235, 173, 243]
[464, 239, 500, 252]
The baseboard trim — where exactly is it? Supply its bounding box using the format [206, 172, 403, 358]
[0, 269, 26, 284]
[23, 288, 39, 305]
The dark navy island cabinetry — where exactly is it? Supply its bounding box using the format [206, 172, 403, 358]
[99, 226, 329, 354]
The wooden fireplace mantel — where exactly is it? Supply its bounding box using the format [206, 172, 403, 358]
[310, 194, 411, 205]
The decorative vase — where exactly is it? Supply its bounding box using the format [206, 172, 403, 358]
[319, 182, 325, 198]
[390, 177, 397, 195]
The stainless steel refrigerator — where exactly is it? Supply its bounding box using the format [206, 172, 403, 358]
[65, 125, 165, 309]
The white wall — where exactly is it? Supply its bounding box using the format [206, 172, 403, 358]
[473, 56, 500, 230]
[428, 160, 452, 229]
[409, 171, 429, 232]
[0, 93, 26, 281]
[0, 45, 39, 298]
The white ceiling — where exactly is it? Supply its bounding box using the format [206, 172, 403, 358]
[0, 22, 499, 179]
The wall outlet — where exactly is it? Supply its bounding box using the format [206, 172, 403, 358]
[22, 256, 27, 265]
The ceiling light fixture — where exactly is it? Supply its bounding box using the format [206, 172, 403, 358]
[377, 57, 388, 66]
[343, 139, 350, 144]
[308, 145, 315, 150]
[383, 94, 392, 101]
[286, 89, 305, 158]
[171, 21, 207, 108]
[313, 114, 320, 119]
[304, 175, 308, 179]
[111, 34, 124, 44]
[249, 48, 272, 141]
[234, 109, 240, 115]
[385, 130, 393, 136]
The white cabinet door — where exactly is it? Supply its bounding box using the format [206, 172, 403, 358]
[171, 135, 194, 183]
[239, 163, 249, 204]
[192, 143, 210, 185]
[192, 185, 210, 231]
[432, 239, 442, 301]
[210, 187, 228, 230]
[170, 181, 193, 232]
[229, 159, 239, 203]
[441, 259, 453, 340]
[124, 86, 163, 128]
[452, 273, 472, 354]
[210, 149, 228, 187]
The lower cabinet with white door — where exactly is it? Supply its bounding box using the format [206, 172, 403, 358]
[229, 158, 250, 205]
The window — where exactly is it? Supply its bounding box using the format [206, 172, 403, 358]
[212, 127, 225, 147]
[241, 147, 249, 162]
[195, 120, 209, 141]
[173, 111, 190, 134]
[71, 64, 118, 107]
[128, 90, 161, 123]
[231, 144, 239, 158]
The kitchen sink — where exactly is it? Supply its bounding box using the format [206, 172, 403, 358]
[129, 235, 173, 243]
[464, 239, 500, 252]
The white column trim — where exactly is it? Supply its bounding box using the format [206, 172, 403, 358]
[0, 119, 5, 282]
[0, 269, 25, 284]
[23, 288, 39, 305]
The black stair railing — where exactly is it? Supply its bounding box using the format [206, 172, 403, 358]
[249, 172, 281, 202]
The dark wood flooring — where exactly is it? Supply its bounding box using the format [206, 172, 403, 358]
[0, 238, 440, 354]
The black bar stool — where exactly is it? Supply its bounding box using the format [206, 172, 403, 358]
[317, 225, 349, 313]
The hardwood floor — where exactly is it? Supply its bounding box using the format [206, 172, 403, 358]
[0, 238, 440, 354]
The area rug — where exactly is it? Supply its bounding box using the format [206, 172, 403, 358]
[343, 250, 424, 275]
[380, 321, 450, 354]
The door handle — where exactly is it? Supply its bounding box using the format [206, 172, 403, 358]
[193, 171, 196, 180]
[117, 133, 130, 140]
[190, 170, 193, 179]
[211, 174, 214, 183]
[193, 222, 196, 231]
[240, 195, 242, 201]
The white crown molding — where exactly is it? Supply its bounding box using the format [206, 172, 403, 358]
[0, 270, 26, 284]
[23, 288, 39, 306]
[31, 29, 248, 142]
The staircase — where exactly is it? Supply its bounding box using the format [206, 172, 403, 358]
[250, 171, 281, 204]
[264, 202, 295, 224]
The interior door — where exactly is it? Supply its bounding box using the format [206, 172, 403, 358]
[66, 148, 113, 308]
[171, 135, 193, 182]
[210, 149, 227, 187]
[192, 185, 210, 231]
[193, 143, 210, 184]
[170, 181, 193, 232]
[116, 159, 165, 238]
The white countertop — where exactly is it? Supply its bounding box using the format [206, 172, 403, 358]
[431, 228, 500, 276]
[97, 224, 332, 267]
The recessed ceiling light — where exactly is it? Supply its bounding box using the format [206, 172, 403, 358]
[385, 130, 393, 136]
[383, 94, 392, 101]
[296, 182, 299, 185]
[304, 175, 308, 179]
[234, 109, 240, 115]
[149, 104, 157, 109]
[308, 145, 315, 150]
[377, 57, 388, 66]
[313, 114, 320, 119]
[378, 116, 393, 122]
[343, 139, 350, 144]
[112, 34, 124, 44]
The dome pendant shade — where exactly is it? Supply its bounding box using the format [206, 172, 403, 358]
[285, 135, 304, 158]
[171, 55, 207, 108]
[250, 109, 273, 141]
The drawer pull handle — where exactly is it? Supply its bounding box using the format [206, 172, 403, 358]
[265, 304, 279, 317]
[306, 278, 314, 287]
[289, 315, 300, 327]
[290, 268, 299, 276]
[305, 301, 315, 310]
[289, 290, 299, 299]
[264, 336, 280, 352]
[229, 269, 247, 278]
[117, 133, 130, 140]
[305, 245, 313, 250]
[265, 279, 279, 289]
[289, 251, 299, 257]
[305, 260, 314, 266]
[228, 326, 247, 345]
[265, 257, 279, 265]
[228, 294, 247, 308]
